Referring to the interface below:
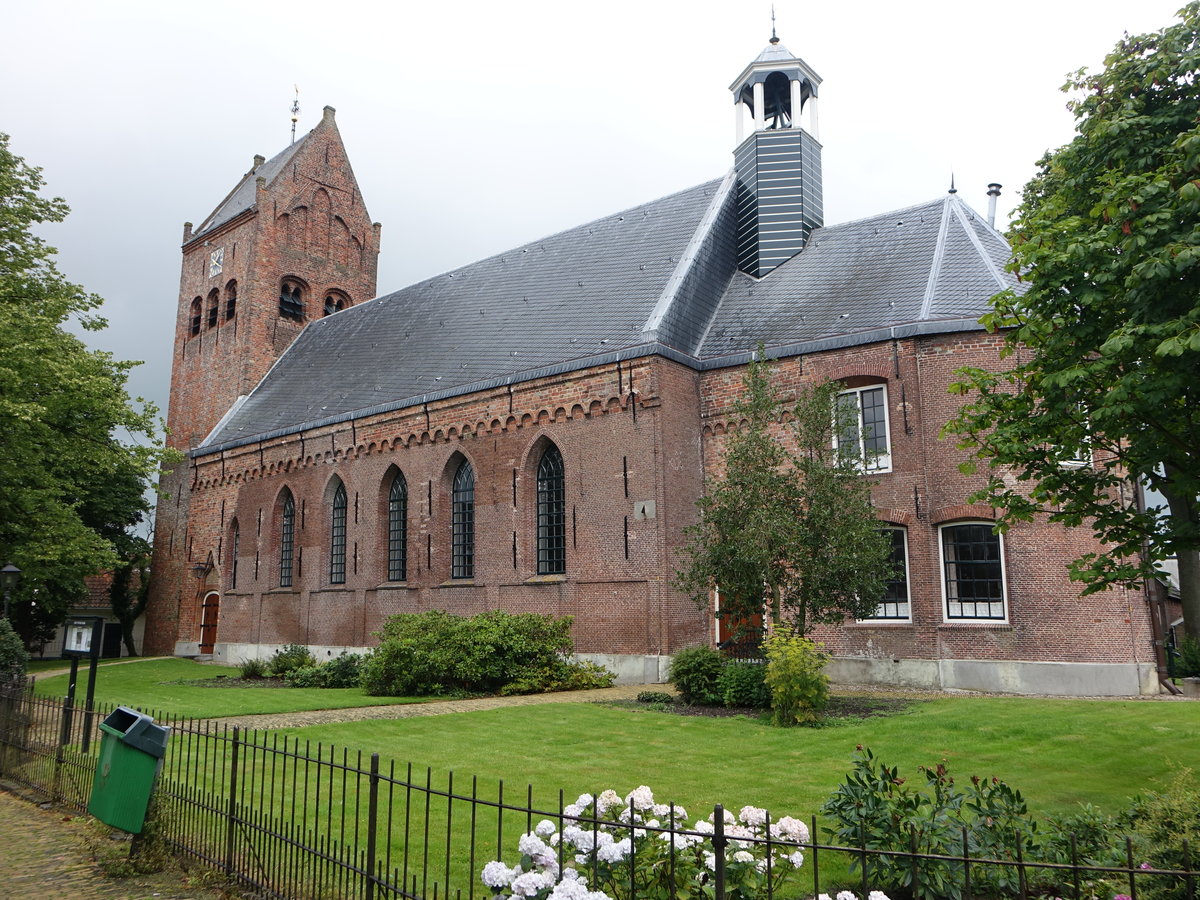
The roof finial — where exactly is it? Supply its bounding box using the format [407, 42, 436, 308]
[948, 172, 957, 194]
[770, 4, 779, 43]
[290, 85, 301, 144]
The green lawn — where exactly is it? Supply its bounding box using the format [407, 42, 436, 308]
[274, 696, 1200, 821]
[31, 658, 420, 718]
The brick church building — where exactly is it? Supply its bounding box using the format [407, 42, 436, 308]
[146, 36, 1161, 695]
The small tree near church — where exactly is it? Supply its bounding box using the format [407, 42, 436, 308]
[675, 354, 892, 637]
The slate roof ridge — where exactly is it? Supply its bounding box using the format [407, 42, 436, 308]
[920, 197, 954, 319]
[947, 196, 1012, 290]
[374, 177, 727, 297]
[192, 132, 311, 239]
[814, 195, 953, 235]
[640, 169, 737, 342]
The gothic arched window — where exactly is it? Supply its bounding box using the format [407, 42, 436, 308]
[224, 281, 237, 321]
[536, 445, 566, 575]
[190, 297, 202, 336]
[279, 490, 296, 587]
[451, 461, 475, 579]
[388, 473, 407, 582]
[229, 519, 240, 590]
[323, 292, 349, 317]
[329, 481, 347, 584]
[206, 289, 219, 328]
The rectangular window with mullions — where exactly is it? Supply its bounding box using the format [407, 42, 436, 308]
[835, 385, 892, 472]
[941, 522, 1007, 620]
[536, 446, 566, 575]
[864, 527, 910, 620]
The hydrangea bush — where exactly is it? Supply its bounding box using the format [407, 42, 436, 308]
[481, 785, 829, 900]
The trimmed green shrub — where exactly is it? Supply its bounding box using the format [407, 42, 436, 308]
[282, 653, 367, 688]
[283, 665, 324, 688]
[0, 618, 28, 679]
[763, 629, 828, 725]
[1175, 635, 1200, 678]
[717, 660, 771, 708]
[268, 643, 316, 677]
[239, 657, 268, 679]
[361, 610, 586, 696]
[498, 658, 615, 695]
[668, 645, 724, 705]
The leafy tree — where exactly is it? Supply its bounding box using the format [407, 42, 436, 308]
[944, 5, 1200, 638]
[676, 354, 892, 636]
[0, 133, 168, 646]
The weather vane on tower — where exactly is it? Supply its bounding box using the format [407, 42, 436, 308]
[770, 4, 778, 42]
[290, 85, 301, 144]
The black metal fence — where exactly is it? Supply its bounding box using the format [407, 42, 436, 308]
[0, 677, 1196, 900]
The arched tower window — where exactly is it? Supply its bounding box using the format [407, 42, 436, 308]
[451, 461, 475, 579]
[329, 480, 347, 584]
[387, 472, 408, 582]
[190, 297, 202, 336]
[536, 445, 566, 575]
[206, 289, 219, 328]
[224, 281, 237, 321]
[279, 490, 296, 587]
[763, 71, 794, 128]
[279, 280, 305, 321]
[323, 291, 350, 317]
[229, 519, 240, 590]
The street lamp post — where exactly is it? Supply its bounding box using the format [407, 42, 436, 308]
[1, 563, 20, 619]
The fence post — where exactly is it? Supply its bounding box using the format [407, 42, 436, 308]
[962, 825, 972, 900]
[910, 828, 921, 899]
[225, 727, 240, 876]
[365, 752, 379, 900]
[1184, 838, 1193, 900]
[1070, 831, 1080, 900]
[713, 804, 727, 900]
[860, 821, 869, 900]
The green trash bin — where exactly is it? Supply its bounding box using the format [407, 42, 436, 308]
[87, 706, 170, 834]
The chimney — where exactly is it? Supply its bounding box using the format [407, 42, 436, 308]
[986, 183, 1002, 229]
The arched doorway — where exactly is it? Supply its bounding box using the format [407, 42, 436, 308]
[199, 591, 220, 655]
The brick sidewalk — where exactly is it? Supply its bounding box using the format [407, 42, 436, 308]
[0, 787, 230, 899]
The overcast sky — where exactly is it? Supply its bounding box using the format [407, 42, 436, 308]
[1, 0, 1188, 430]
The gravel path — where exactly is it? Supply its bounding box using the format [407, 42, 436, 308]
[211, 682, 651, 730]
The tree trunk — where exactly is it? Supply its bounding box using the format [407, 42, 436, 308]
[1178, 549, 1200, 643]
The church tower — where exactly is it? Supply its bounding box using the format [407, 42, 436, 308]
[147, 106, 380, 657]
[730, 33, 823, 277]
[165, 105, 381, 452]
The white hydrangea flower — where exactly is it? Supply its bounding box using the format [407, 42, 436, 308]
[535, 819, 557, 838]
[652, 803, 671, 817]
[511, 870, 554, 897]
[518, 832, 549, 858]
[481, 860, 516, 888]
[786, 850, 805, 868]
[574, 793, 594, 809]
[548, 880, 590, 900]
[818, 894, 834, 900]
[702, 851, 717, 871]
[732, 850, 755, 863]
[596, 837, 632, 864]
[837, 891, 859, 900]
[564, 803, 584, 818]
[625, 785, 655, 811]
[595, 790, 622, 815]
[772, 816, 810, 843]
[868, 892, 891, 900]
[692, 820, 715, 834]
[738, 806, 768, 828]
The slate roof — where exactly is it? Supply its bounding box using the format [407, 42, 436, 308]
[698, 194, 1016, 358]
[191, 136, 308, 240]
[198, 177, 1020, 455]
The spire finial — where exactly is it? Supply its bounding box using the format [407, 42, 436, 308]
[770, 4, 779, 43]
[948, 172, 957, 194]
[290, 85, 301, 144]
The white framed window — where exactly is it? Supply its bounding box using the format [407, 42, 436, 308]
[835, 384, 892, 472]
[939, 522, 1007, 622]
[863, 527, 910, 621]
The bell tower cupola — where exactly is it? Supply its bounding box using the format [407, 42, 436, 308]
[730, 31, 823, 277]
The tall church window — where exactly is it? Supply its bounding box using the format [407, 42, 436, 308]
[451, 461, 475, 579]
[865, 527, 909, 620]
[229, 519, 239, 590]
[279, 280, 305, 321]
[329, 481, 347, 584]
[388, 473, 408, 582]
[224, 281, 237, 321]
[536, 445, 566, 575]
[206, 289, 219, 328]
[190, 297, 202, 336]
[279, 490, 296, 588]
